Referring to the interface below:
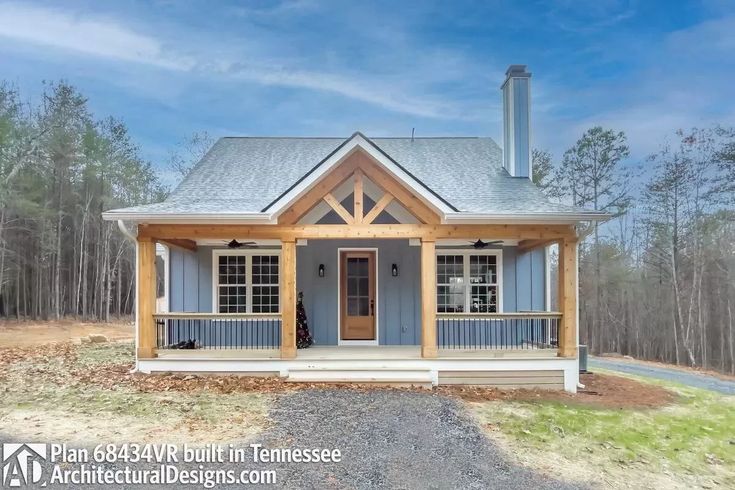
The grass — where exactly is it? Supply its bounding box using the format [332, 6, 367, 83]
[0, 342, 271, 444]
[470, 373, 735, 488]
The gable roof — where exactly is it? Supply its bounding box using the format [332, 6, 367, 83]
[263, 132, 455, 222]
[102, 132, 606, 223]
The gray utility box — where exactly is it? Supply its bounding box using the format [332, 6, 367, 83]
[579, 345, 588, 373]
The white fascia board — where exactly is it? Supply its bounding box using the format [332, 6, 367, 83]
[443, 212, 609, 224]
[268, 134, 453, 220]
[101, 212, 274, 224]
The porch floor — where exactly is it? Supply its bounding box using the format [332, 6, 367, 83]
[154, 345, 558, 360]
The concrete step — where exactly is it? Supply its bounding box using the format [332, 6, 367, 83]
[286, 368, 434, 387]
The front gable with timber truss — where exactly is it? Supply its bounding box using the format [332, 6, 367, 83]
[266, 133, 454, 226]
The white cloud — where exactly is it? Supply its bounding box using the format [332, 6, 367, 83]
[0, 1, 481, 119]
[0, 2, 194, 70]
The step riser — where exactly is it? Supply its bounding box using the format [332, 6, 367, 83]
[285, 379, 433, 389]
[286, 369, 434, 384]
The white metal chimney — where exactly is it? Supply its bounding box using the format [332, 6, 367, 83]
[501, 65, 532, 178]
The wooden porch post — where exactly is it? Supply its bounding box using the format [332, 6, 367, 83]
[137, 237, 157, 359]
[281, 239, 297, 359]
[558, 237, 579, 357]
[420, 239, 438, 358]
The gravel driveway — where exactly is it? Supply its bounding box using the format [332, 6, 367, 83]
[19, 389, 583, 489]
[261, 389, 582, 489]
[590, 357, 735, 395]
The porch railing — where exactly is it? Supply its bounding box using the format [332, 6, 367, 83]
[154, 313, 281, 350]
[436, 312, 560, 350]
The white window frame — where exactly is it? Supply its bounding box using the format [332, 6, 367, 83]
[211, 249, 281, 314]
[435, 249, 503, 314]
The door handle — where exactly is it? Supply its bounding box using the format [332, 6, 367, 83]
[370, 299, 374, 316]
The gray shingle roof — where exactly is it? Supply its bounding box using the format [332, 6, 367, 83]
[105, 135, 600, 218]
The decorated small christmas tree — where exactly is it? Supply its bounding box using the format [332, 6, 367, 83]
[296, 291, 313, 348]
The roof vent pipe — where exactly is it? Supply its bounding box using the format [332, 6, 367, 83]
[501, 65, 532, 178]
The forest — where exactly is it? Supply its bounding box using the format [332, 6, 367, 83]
[0, 81, 165, 321]
[1, 81, 733, 373]
[535, 127, 735, 374]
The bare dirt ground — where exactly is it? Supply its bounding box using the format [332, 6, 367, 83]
[0, 319, 134, 346]
[440, 372, 677, 409]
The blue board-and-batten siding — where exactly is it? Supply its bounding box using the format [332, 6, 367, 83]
[296, 239, 421, 346]
[169, 246, 213, 312]
[167, 241, 547, 346]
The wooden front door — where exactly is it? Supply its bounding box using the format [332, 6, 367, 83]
[340, 251, 376, 341]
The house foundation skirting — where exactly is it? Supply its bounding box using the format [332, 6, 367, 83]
[136, 357, 579, 393]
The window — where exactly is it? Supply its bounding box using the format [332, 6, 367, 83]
[214, 252, 280, 313]
[437, 251, 501, 313]
[437, 255, 465, 312]
[251, 255, 280, 313]
[469, 254, 499, 313]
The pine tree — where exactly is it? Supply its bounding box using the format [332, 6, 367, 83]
[296, 291, 313, 348]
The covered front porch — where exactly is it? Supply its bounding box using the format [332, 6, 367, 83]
[136, 223, 579, 362]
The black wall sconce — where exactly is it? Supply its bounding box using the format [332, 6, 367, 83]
[391, 263, 399, 277]
[318, 264, 325, 278]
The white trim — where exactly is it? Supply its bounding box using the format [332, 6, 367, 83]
[104, 211, 608, 225]
[102, 212, 272, 223]
[435, 248, 503, 314]
[527, 76, 533, 180]
[268, 134, 453, 220]
[336, 247, 379, 346]
[443, 213, 608, 224]
[134, 241, 140, 361]
[211, 249, 282, 314]
[544, 245, 551, 312]
[571, 240, 580, 388]
[505, 76, 515, 176]
[155, 243, 170, 313]
[575, 241, 580, 348]
[136, 356, 578, 393]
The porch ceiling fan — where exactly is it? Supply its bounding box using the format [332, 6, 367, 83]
[470, 239, 503, 249]
[225, 239, 259, 249]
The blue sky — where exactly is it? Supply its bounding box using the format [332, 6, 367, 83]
[1, 0, 734, 184]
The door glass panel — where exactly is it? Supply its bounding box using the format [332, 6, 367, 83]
[356, 259, 368, 276]
[346, 257, 370, 317]
[347, 298, 359, 316]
